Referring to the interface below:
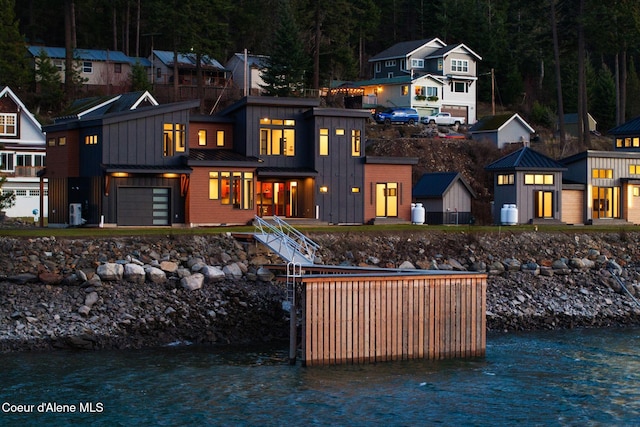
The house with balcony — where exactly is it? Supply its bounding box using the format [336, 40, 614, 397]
[0, 86, 47, 219]
[42, 92, 417, 227]
[27, 46, 150, 95]
[355, 38, 481, 123]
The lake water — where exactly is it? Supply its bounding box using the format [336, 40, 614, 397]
[1, 327, 639, 426]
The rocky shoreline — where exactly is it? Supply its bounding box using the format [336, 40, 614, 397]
[2, 230, 640, 353]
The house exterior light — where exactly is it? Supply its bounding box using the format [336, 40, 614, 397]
[319, 186, 328, 193]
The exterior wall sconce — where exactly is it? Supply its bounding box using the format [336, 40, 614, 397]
[162, 173, 179, 178]
[111, 172, 129, 177]
[319, 186, 328, 193]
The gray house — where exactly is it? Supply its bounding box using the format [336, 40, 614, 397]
[485, 147, 566, 225]
[412, 172, 476, 225]
[470, 113, 534, 149]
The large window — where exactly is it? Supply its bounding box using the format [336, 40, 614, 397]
[524, 174, 554, 185]
[209, 170, 254, 209]
[616, 137, 640, 148]
[451, 59, 469, 72]
[592, 186, 619, 219]
[0, 113, 17, 136]
[163, 123, 186, 156]
[260, 118, 295, 156]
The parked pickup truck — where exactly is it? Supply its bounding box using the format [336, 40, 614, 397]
[421, 112, 466, 126]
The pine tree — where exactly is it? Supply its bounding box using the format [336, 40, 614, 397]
[34, 50, 64, 113]
[0, 0, 31, 91]
[261, 0, 310, 97]
[0, 176, 15, 213]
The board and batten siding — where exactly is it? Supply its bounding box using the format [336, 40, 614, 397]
[301, 273, 486, 366]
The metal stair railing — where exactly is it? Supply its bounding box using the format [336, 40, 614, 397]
[254, 215, 320, 264]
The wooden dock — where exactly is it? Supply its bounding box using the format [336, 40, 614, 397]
[281, 267, 486, 366]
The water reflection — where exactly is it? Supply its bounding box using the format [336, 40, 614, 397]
[0, 329, 638, 425]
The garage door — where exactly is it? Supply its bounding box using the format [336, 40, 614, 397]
[118, 187, 170, 226]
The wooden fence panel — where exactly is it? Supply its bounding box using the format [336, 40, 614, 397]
[301, 273, 486, 366]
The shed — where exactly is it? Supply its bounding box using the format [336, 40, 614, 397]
[412, 171, 477, 225]
[469, 113, 534, 149]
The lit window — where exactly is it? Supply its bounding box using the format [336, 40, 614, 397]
[209, 172, 219, 199]
[497, 174, 514, 185]
[592, 169, 613, 179]
[216, 130, 225, 147]
[48, 138, 56, 146]
[351, 130, 361, 156]
[85, 135, 98, 145]
[259, 119, 295, 156]
[335, 129, 345, 136]
[198, 130, 207, 146]
[351, 187, 360, 193]
[163, 123, 186, 156]
[59, 136, 66, 146]
[319, 128, 329, 156]
[401, 85, 409, 96]
[524, 174, 554, 185]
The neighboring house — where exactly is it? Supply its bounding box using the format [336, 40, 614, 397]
[151, 50, 230, 87]
[562, 113, 597, 138]
[43, 93, 417, 227]
[0, 87, 48, 219]
[412, 172, 476, 225]
[557, 116, 640, 225]
[42, 91, 196, 227]
[485, 147, 566, 225]
[27, 45, 150, 93]
[356, 38, 481, 123]
[225, 52, 269, 96]
[469, 113, 535, 149]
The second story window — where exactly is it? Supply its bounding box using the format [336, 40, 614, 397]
[114, 63, 122, 74]
[451, 59, 469, 73]
[216, 130, 225, 147]
[385, 60, 396, 67]
[411, 58, 424, 68]
[198, 130, 207, 146]
[260, 118, 295, 156]
[319, 128, 329, 156]
[83, 61, 93, 73]
[0, 113, 17, 136]
[163, 123, 186, 156]
[85, 135, 98, 145]
[351, 130, 361, 157]
[592, 169, 613, 179]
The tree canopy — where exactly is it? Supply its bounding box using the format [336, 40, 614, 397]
[7, 0, 640, 137]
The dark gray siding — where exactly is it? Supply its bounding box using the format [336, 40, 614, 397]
[313, 115, 365, 224]
[79, 125, 103, 176]
[102, 109, 191, 167]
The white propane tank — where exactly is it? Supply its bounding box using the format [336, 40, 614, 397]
[412, 203, 425, 225]
[501, 204, 518, 225]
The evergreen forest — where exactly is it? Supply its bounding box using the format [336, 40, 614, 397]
[2, 0, 640, 141]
